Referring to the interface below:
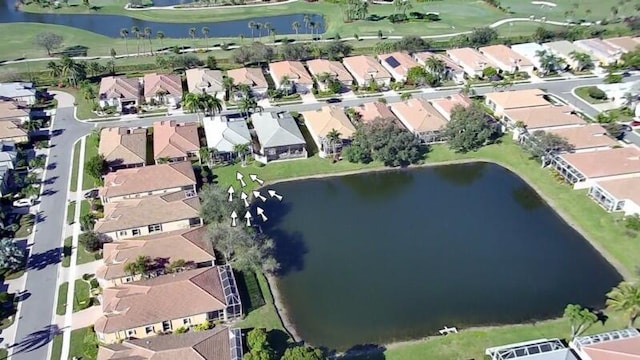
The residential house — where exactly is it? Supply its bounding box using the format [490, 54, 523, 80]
[97, 327, 243, 360]
[143, 73, 183, 108]
[153, 120, 200, 163]
[0, 120, 28, 143]
[94, 266, 242, 344]
[548, 124, 617, 153]
[377, 52, 420, 82]
[603, 36, 640, 53]
[548, 146, 640, 189]
[342, 55, 392, 87]
[446, 48, 496, 78]
[0, 142, 16, 197]
[484, 88, 550, 117]
[486, 338, 580, 360]
[543, 40, 583, 69]
[99, 162, 196, 203]
[354, 101, 397, 123]
[185, 68, 225, 100]
[390, 98, 448, 143]
[430, 94, 472, 121]
[573, 38, 623, 66]
[589, 177, 640, 215]
[0, 82, 36, 105]
[502, 105, 586, 138]
[301, 106, 356, 157]
[251, 111, 307, 163]
[596, 80, 640, 107]
[306, 59, 353, 91]
[202, 115, 252, 161]
[0, 101, 30, 122]
[93, 191, 202, 241]
[268, 61, 314, 94]
[97, 227, 214, 287]
[226, 67, 269, 99]
[478, 45, 534, 73]
[413, 51, 466, 84]
[99, 127, 147, 171]
[570, 328, 640, 360]
[98, 76, 140, 111]
[510, 42, 547, 71]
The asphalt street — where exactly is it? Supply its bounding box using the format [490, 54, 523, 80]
[8, 74, 639, 360]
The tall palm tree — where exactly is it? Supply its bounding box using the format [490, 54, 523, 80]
[200, 92, 223, 117]
[120, 28, 129, 56]
[131, 26, 140, 56]
[144, 27, 153, 55]
[326, 128, 341, 156]
[303, 14, 311, 34]
[569, 51, 593, 72]
[233, 143, 250, 166]
[255, 23, 263, 41]
[248, 21, 256, 40]
[202, 27, 210, 49]
[222, 76, 235, 101]
[47, 61, 62, 78]
[183, 92, 205, 121]
[292, 21, 300, 38]
[238, 96, 260, 119]
[156, 31, 165, 50]
[189, 27, 196, 47]
[264, 22, 272, 38]
[606, 282, 640, 327]
[425, 57, 446, 81]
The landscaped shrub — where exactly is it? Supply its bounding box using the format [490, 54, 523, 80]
[89, 278, 99, 289]
[175, 326, 188, 334]
[388, 14, 409, 23]
[587, 86, 607, 100]
[624, 214, 640, 231]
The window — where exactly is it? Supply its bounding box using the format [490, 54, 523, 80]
[118, 230, 127, 237]
[145, 326, 154, 334]
[162, 320, 172, 332]
[126, 329, 136, 337]
[183, 318, 191, 325]
[189, 218, 201, 226]
[123, 276, 133, 283]
[268, 148, 276, 155]
[147, 191, 153, 195]
[148, 224, 162, 233]
[132, 229, 141, 236]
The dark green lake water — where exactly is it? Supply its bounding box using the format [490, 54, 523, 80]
[260, 162, 621, 350]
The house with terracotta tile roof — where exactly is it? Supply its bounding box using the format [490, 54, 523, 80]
[484, 88, 550, 117]
[99, 162, 196, 203]
[97, 327, 243, 360]
[603, 36, 640, 53]
[143, 73, 184, 108]
[570, 328, 640, 360]
[95, 265, 242, 344]
[98, 76, 140, 112]
[0, 121, 28, 144]
[251, 111, 307, 163]
[377, 52, 420, 82]
[543, 40, 584, 69]
[354, 101, 397, 123]
[547, 124, 617, 153]
[430, 94, 472, 121]
[301, 106, 356, 157]
[478, 45, 534, 73]
[502, 105, 586, 138]
[589, 177, 640, 215]
[268, 61, 314, 94]
[99, 127, 148, 171]
[226, 67, 269, 98]
[446, 47, 496, 78]
[306, 59, 354, 91]
[0, 101, 30, 122]
[97, 227, 214, 287]
[413, 52, 465, 84]
[342, 55, 392, 87]
[185, 68, 225, 100]
[390, 98, 448, 143]
[548, 146, 640, 189]
[573, 38, 623, 65]
[153, 120, 200, 163]
[93, 191, 202, 240]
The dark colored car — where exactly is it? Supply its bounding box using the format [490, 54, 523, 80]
[631, 120, 640, 127]
[84, 189, 99, 199]
[325, 98, 342, 104]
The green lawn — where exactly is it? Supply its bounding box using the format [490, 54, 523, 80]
[67, 201, 76, 225]
[62, 237, 72, 267]
[80, 200, 91, 218]
[574, 86, 609, 104]
[51, 86, 99, 120]
[14, 213, 35, 238]
[70, 140, 82, 192]
[237, 272, 286, 332]
[72, 279, 91, 313]
[50, 335, 63, 360]
[82, 133, 99, 190]
[69, 326, 98, 360]
[77, 241, 101, 265]
[0, 348, 7, 360]
[56, 282, 69, 316]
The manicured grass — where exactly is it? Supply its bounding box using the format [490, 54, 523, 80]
[72, 279, 91, 313]
[14, 213, 35, 238]
[0, 348, 7, 360]
[574, 86, 609, 104]
[77, 241, 101, 265]
[80, 200, 91, 218]
[237, 272, 286, 332]
[237, 270, 266, 312]
[50, 335, 63, 360]
[82, 133, 99, 190]
[62, 237, 72, 267]
[70, 140, 82, 192]
[67, 201, 76, 225]
[56, 282, 69, 316]
[69, 326, 98, 360]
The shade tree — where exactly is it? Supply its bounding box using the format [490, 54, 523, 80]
[443, 103, 498, 153]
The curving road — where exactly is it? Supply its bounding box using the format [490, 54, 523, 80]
[8, 74, 636, 360]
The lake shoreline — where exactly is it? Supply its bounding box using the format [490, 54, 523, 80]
[260, 157, 628, 351]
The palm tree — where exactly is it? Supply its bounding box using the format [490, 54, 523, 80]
[459, 82, 476, 97]
[222, 76, 235, 101]
[124, 255, 152, 277]
[233, 143, 250, 166]
[60, 56, 85, 87]
[264, 22, 272, 39]
[23, 120, 41, 133]
[183, 92, 205, 121]
[202, 27, 210, 49]
[326, 128, 341, 156]
[255, 23, 263, 41]
[248, 21, 256, 39]
[144, 27, 153, 55]
[199, 146, 211, 166]
[270, 29, 277, 43]
[606, 282, 640, 327]
[120, 28, 129, 56]
[157, 31, 165, 50]
[131, 26, 140, 56]
[570, 51, 593, 72]
[189, 27, 196, 47]
[425, 57, 446, 81]
[238, 96, 260, 119]
[292, 21, 300, 38]
[303, 14, 311, 34]
[200, 92, 223, 117]
[28, 156, 46, 169]
[47, 61, 62, 78]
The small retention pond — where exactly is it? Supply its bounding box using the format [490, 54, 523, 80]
[260, 162, 621, 350]
[0, 0, 323, 38]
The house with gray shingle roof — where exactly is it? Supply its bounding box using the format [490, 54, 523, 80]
[202, 115, 252, 161]
[251, 111, 307, 163]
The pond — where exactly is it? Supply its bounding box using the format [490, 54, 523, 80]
[0, 0, 323, 38]
[260, 162, 622, 350]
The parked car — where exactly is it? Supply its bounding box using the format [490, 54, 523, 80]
[84, 189, 99, 199]
[13, 198, 34, 207]
[631, 120, 640, 127]
[325, 98, 342, 104]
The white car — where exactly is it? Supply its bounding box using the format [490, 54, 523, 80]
[13, 198, 34, 207]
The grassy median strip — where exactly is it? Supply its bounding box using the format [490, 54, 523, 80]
[70, 140, 82, 192]
[82, 133, 99, 191]
[62, 237, 72, 268]
[72, 279, 91, 313]
[50, 335, 63, 360]
[56, 282, 69, 316]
